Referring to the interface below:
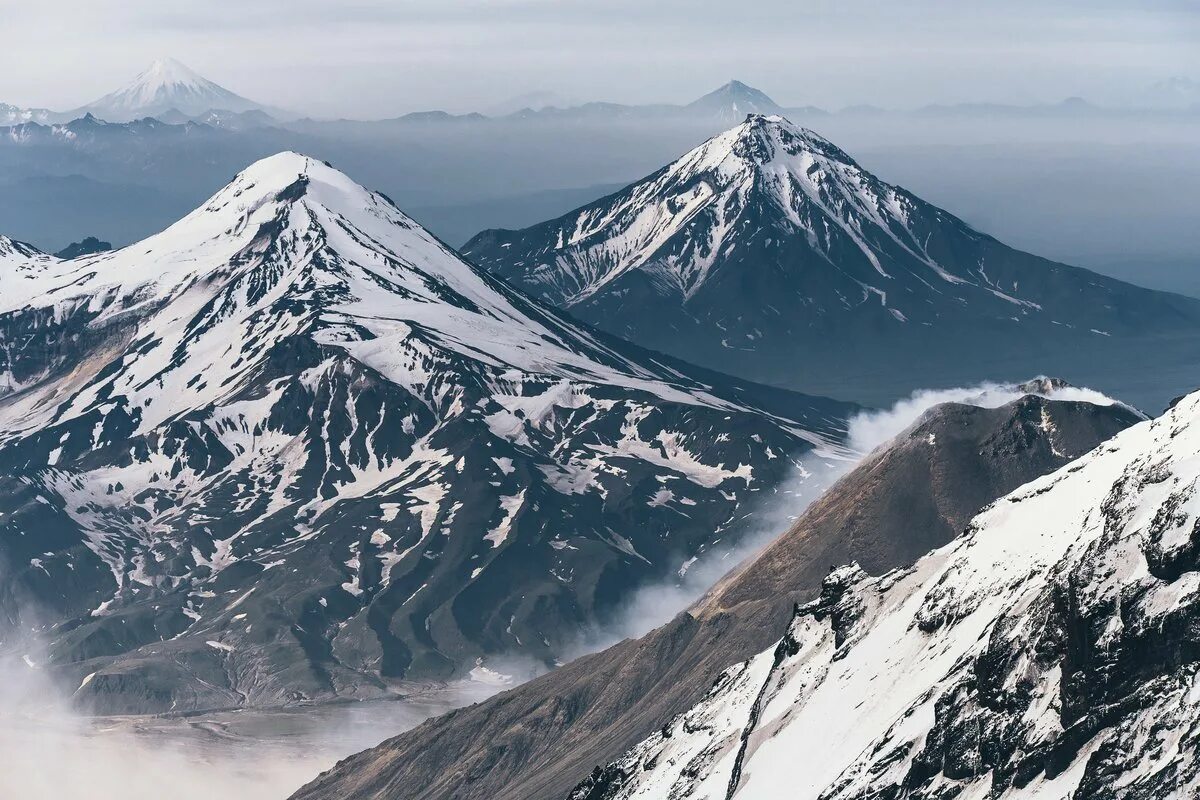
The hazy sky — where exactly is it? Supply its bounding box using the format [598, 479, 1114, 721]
[2, 0, 1198, 117]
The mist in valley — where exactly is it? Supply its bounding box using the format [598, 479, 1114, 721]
[0, 639, 515, 800]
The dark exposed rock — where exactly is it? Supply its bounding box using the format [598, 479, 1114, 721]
[53, 236, 113, 259]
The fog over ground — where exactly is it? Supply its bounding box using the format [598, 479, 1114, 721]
[0, 641, 506, 800]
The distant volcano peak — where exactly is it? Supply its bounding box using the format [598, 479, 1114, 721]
[688, 80, 784, 120]
[72, 58, 274, 122]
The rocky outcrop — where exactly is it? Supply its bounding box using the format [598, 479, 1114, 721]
[53, 236, 112, 259]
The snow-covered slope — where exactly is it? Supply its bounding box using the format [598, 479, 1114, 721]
[0, 153, 851, 714]
[569, 391, 1200, 799]
[71, 58, 273, 122]
[0, 235, 56, 271]
[465, 115, 1200, 394]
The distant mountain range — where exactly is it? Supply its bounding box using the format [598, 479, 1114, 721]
[0, 153, 852, 714]
[2, 68, 1198, 406]
[69, 57, 285, 122]
[464, 114, 1200, 395]
[483, 90, 580, 117]
[687, 80, 785, 121]
[6, 64, 1194, 130]
[0, 102, 58, 126]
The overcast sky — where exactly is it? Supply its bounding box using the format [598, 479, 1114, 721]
[2, 0, 1197, 117]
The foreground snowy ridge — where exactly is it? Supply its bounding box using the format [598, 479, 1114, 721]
[571, 392, 1200, 799]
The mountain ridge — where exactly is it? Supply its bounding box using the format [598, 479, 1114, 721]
[566, 387, 1200, 799]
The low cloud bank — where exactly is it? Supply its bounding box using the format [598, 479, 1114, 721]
[845, 378, 1127, 455]
[0, 647, 323, 799]
[0, 632, 505, 800]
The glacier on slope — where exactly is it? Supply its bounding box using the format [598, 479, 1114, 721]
[571, 391, 1200, 800]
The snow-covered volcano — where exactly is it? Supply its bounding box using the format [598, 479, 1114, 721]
[686, 80, 784, 121]
[0, 153, 851, 713]
[71, 58, 274, 121]
[465, 115, 1200, 395]
[568, 389, 1200, 799]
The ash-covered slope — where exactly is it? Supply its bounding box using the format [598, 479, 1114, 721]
[568, 391, 1200, 800]
[0, 153, 851, 714]
[290, 384, 1139, 800]
[464, 115, 1200, 396]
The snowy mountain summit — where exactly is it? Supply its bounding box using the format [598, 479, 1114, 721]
[0, 152, 850, 714]
[570, 389, 1200, 799]
[72, 57, 273, 121]
[466, 114, 1200, 395]
[686, 80, 784, 120]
